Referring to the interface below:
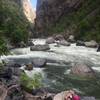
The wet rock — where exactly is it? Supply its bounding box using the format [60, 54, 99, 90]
[54, 35, 64, 41]
[6, 85, 23, 100]
[97, 45, 100, 52]
[81, 96, 96, 100]
[30, 44, 50, 51]
[68, 35, 75, 43]
[58, 40, 70, 46]
[24, 92, 39, 100]
[17, 41, 26, 48]
[32, 58, 47, 67]
[46, 37, 55, 44]
[27, 40, 34, 46]
[5, 63, 21, 68]
[71, 63, 95, 78]
[85, 40, 98, 48]
[25, 64, 33, 71]
[0, 68, 13, 79]
[12, 67, 22, 76]
[76, 40, 85, 46]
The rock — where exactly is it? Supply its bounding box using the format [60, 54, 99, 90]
[97, 45, 100, 52]
[7, 43, 15, 50]
[68, 35, 75, 43]
[71, 63, 95, 78]
[25, 64, 33, 71]
[5, 63, 21, 68]
[0, 83, 23, 100]
[32, 58, 47, 67]
[24, 92, 40, 100]
[6, 85, 23, 100]
[54, 35, 64, 41]
[30, 44, 50, 51]
[0, 82, 8, 100]
[85, 40, 98, 48]
[12, 67, 22, 76]
[27, 40, 34, 46]
[76, 40, 85, 46]
[19, 41, 26, 48]
[46, 37, 55, 44]
[81, 96, 96, 100]
[58, 40, 70, 46]
[53, 91, 72, 100]
[0, 68, 13, 79]
[36, 0, 83, 33]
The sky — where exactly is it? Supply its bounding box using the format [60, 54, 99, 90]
[30, 0, 37, 9]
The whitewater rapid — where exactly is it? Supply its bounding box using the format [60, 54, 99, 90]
[1, 39, 100, 72]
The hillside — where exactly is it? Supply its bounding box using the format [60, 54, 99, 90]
[35, 0, 100, 41]
[0, 0, 31, 55]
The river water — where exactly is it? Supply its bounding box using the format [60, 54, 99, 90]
[1, 39, 100, 99]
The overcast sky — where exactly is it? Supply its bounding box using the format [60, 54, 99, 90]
[30, 0, 37, 9]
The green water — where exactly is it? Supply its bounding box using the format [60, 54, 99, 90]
[43, 64, 100, 99]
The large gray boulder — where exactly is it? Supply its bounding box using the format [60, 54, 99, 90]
[85, 40, 98, 48]
[71, 63, 95, 78]
[27, 40, 34, 46]
[32, 58, 47, 67]
[46, 37, 55, 44]
[58, 40, 70, 46]
[30, 44, 50, 51]
[54, 34, 64, 41]
[68, 35, 75, 43]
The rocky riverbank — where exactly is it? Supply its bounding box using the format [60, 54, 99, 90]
[0, 37, 100, 100]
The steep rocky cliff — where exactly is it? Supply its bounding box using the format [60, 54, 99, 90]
[35, 0, 100, 41]
[22, 0, 36, 23]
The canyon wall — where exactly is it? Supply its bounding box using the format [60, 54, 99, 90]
[22, 0, 36, 23]
[35, 0, 100, 41]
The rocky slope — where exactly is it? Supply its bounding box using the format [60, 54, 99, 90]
[35, 0, 100, 41]
[0, 0, 35, 55]
[22, 0, 36, 23]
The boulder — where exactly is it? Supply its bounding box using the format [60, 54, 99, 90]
[5, 63, 21, 68]
[54, 35, 64, 41]
[58, 40, 70, 46]
[76, 40, 85, 46]
[71, 63, 95, 78]
[30, 44, 50, 51]
[25, 64, 33, 71]
[27, 40, 34, 46]
[46, 37, 55, 44]
[18, 41, 26, 48]
[32, 58, 47, 67]
[68, 35, 75, 43]
[85, 40, 98, 48]
[0, 68, 13, 79]
[97, 45, 100, 52]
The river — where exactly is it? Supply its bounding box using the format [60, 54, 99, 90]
[1, 39, 100, 99]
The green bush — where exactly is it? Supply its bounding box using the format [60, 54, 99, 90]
[0, 0, 29, 47]
[20, 72, 43, 90]
[0, 37, 8, 55]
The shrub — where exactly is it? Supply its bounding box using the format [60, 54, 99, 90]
[20, 72, 43, 90]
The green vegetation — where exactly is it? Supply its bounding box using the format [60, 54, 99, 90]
[20, 72, 43, 91]
[47, 0, 100, 41]
[0, 0, 30, 55]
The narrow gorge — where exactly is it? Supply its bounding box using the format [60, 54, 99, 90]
[0, 0, 100, 100]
